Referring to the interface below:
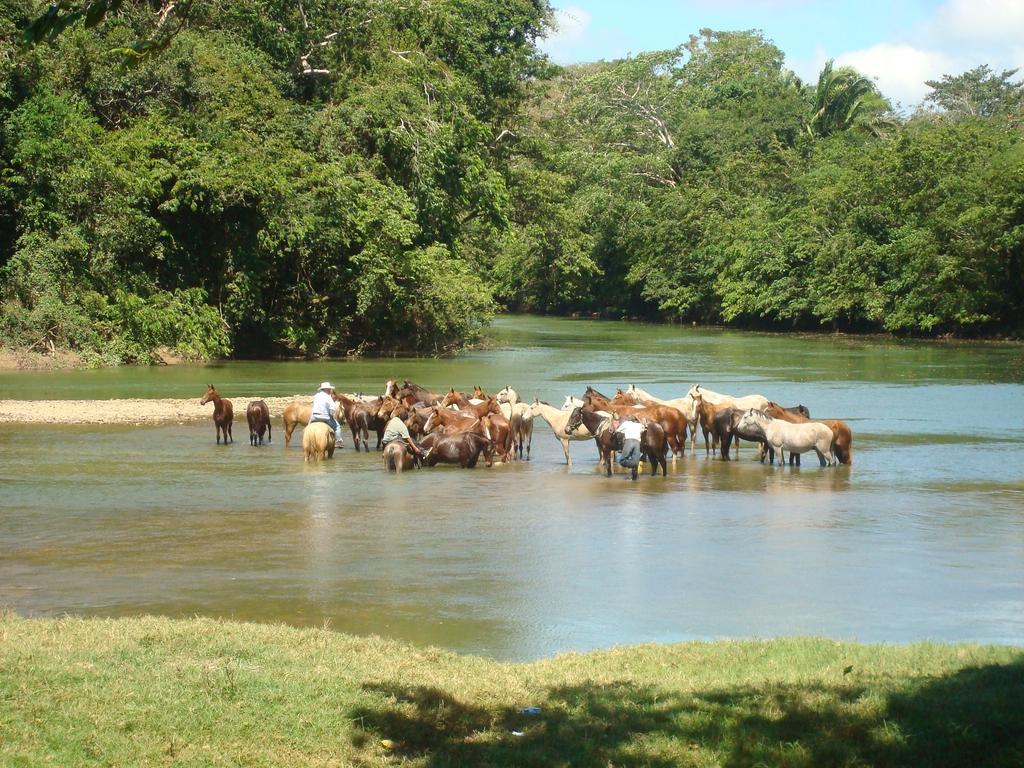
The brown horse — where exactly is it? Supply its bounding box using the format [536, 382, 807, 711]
[423, 432, 495, 468]
[200, 385, 233, 444]
[614, 420, 669, 478]
[246, 400, 271, 446]
[335, 393, 385, 452]
[423, 404, 485, 436]
[440, 395, 514, 461]
[692, 393, 732, 457]
[395, 380, 445, 407]
[764, 403, 853, 465]
[583, 391, 687, 458]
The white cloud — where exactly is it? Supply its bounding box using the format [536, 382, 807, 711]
[541, 6, 593, 62]
[836, 43, 958, 109]
[928, 0, 1024, 46]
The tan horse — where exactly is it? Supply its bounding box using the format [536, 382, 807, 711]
[529, 399, 598, 466]
[283, 400, 344, 448]
[383, 441, 415, 472]
[303, 421, 336, 461]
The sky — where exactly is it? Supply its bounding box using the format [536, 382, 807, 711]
[540, 0, 1024, 109]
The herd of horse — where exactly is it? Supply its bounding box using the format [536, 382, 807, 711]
[200, 379, 853, 474]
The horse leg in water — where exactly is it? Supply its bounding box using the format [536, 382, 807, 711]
[227, 421, 233, 443]
[560, 437, 571, 466]
[266, 420, 272, 444]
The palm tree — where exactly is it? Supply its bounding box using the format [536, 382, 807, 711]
[806, 60, 889, 138]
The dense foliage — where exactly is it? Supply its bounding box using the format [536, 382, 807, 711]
[505, 31, 1024, 336]
[2, 6, 1022, 364]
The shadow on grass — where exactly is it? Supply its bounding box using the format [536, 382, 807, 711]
[350, 659, 1024, 767]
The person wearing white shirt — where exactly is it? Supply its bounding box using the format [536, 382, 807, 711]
[309, 381, 344, 445]
[615, 416, 644, 478]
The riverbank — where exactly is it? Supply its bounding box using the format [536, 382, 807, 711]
[1, 614, 1020, 767]
[0, 395, 307, 424]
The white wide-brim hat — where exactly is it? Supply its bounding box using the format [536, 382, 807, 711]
[319, 381, 334, 390]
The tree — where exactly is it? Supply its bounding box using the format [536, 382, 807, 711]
[924, 65, 1024, 118]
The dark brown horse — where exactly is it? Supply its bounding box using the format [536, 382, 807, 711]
[712, 407, 771, 461]
[246, 400, 271, 446]
[423, 432, 495, 468]
[395, 380, 445, 407]
[200, 385, 233, 444]
[582, 391, 687, 458]
[565, 406, 617, 475]
[335, 393, 385, 451]
[610, 419, 669, 479]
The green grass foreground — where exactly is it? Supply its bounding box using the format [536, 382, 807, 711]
[1, 615, 1021, 767]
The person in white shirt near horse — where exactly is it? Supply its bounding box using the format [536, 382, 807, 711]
[615, 415, 644, 478]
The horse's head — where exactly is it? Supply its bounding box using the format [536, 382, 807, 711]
[611, 389, 634, 406]
[795, 404, 811, 418]
[423, 406, 444, 434]
[384, 379, 397, 398]
[200, 384, 217, 405]
[473, 385, 487, 400]
[440, 389, 459, 408]
[376, 397, 397, 419]
[687, 384, 701, 399]
[763, 402, 783, 419]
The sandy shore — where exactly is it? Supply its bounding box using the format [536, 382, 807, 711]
[0, 395, 310, 425]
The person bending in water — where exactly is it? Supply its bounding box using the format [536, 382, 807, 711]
[309, 381, 345, 446]
[382, 413, 424, 466]
[615, 414, 644, 480]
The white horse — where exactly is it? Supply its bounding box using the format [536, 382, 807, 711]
[496, 386, 520, 405]
[687, 384, 769, 413]
[529, 399, 598, 465]
[562, 395, 585, 410]
[737, 409, 835, 466]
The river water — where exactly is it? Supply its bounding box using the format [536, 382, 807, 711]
[2, 316, 1023, 659]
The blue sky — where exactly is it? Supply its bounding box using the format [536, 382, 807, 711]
[541, 0, 1024, 108]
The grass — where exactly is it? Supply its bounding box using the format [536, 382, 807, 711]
[0, 614, 1021, 767]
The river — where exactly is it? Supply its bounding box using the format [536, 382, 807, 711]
[1, 315, 1022, 659]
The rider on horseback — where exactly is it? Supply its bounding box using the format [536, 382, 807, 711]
[382, 413, 424, 466]
[309, 381, 344, 445]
